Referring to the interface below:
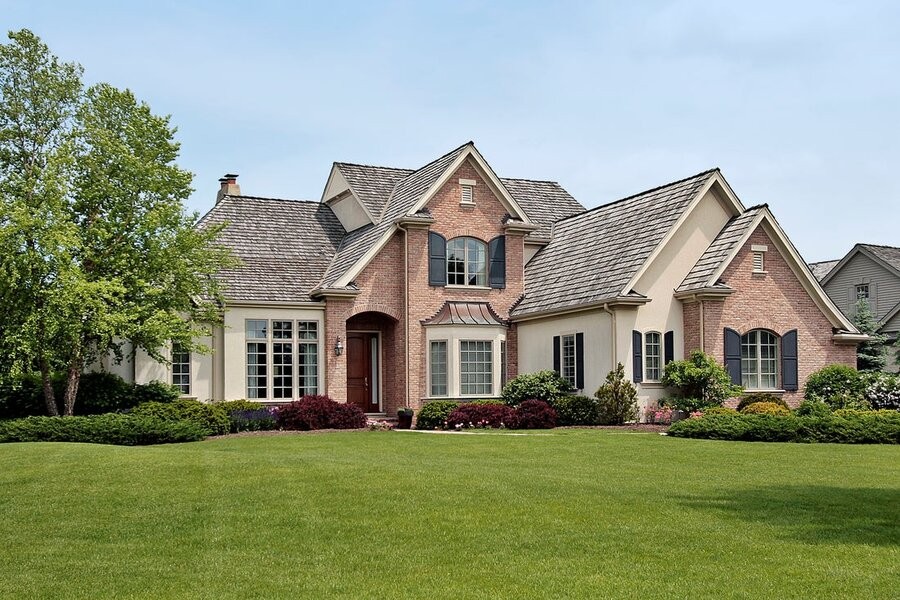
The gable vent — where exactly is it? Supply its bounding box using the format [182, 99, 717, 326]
[752, 251, 765, 272]
[460, 184, 474, 205]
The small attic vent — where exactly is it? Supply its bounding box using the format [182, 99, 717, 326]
[752, 251, 765, 272]
[460, 185, 474, 205]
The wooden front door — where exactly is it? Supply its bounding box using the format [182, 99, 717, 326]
[347, 332, 380, 413]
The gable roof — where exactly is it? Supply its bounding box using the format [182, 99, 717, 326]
[677, 206, 765, 292]
[199, 195, 344, 302]
[513, 169, 718, 317]
[809, 259, 839, 281]
[821, 243, 900, 286]
[500, 178, 584, 240]
[333, 163, 412, 218]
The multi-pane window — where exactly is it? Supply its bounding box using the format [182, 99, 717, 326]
[447, 237, 487, 286]
[298, 321, 319, 396]
[430, 340, 448, 396]
[856, 284, 870, 301]
[171, 343, 191, 396]
[645, 332, 661, 381]
[460, 340, 493, 395]
[246, 319, 319, 399]
[561, 334, 576, 387]
[741, 329, 779, 390]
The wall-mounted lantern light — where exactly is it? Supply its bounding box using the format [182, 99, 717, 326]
[335, 336, 344, 356]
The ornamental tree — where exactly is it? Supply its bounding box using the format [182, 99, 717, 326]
[853, 298, 886, 371]
[0, 29, 234, 415]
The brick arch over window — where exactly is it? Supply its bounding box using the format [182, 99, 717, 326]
[438, 227, 487, 242]
[349, 303, 401, 322]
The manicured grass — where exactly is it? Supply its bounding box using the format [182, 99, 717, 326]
[1, 430, 898, 599]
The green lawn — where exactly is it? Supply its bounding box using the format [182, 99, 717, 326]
[1, 430, 898, 599]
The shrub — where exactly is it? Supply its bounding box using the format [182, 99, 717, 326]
[795, 399, 832, 418]
[501, 370, 572, 407]
[595, 363, 638, 425]
[736, 393, 789, 412]
[129, 381, 181, 405]
[131, 399, 230, 436]
[75, 372, 137, 414]
[415, 400, 459, 430]
[274, 395, 365, 431]
[0, 414, 206, 445]
[703, 406, 739, 416]
[464, 399, 506, 406]
[514, 400, 557, 429]
[229, 409, 277, 433]
[662, 350, 742, 407]
[214, 400, 265, 414]
[552, 395, 599, 426]
[804, 364, 865, 408]
[445, 403, 517, 429]
[664, 397, 712, 413]
[862, 371, 900, 411]
[668, 412, 900, 444]
[740, 401, 791, 416]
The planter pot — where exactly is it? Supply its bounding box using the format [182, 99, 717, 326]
[670, 409, 688, 423]
[397, 413, 413, 429]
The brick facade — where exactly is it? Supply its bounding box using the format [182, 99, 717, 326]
[324, 159, 523, 411]
[682, 226, 856, 404]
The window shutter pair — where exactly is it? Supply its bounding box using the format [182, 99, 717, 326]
[723, 328, 798, 391]
[427, 232, 505, 288]
[631, 330, 675, 383]
[552, 333, 584, 389]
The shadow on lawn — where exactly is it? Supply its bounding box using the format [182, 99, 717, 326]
[679, 485, 900, 546]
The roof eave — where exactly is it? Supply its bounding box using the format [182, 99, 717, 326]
[510, 296, 651, 322]
[673, 287, 735, 300]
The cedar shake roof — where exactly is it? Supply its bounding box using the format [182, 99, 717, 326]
[860, 244, 900, 274]
[198, 195, 345, 302]
[334, 163, 412, 218]
[809, 259, 839, 281]
[500, 178, 584, 240]
[513, 169, 718, 317]
[422, 301, 507, 326]
[677, 205, 765, 292]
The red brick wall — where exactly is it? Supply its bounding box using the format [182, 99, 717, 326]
[682, 225, 856, 404]
[325, 159, 524, 410]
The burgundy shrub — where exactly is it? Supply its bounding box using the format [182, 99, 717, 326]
[275, 395, 364, 430]
[513, 399, 557, 429]
[445, 402, 517, 429]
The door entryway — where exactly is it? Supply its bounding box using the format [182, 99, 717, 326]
[346, 331, 380, 413]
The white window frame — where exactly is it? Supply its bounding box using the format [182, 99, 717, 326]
[561, 333, 577, 388]
[171, 343, 191, 396]
[245, 319, 320, 400]
[741, 329, 779, 390]
[644, 331, 662, 382]
[429, 340, 449, 397]
[424, 327, 506, 399]
[446, 237, 488, 287]
[459, 340, 493, 396]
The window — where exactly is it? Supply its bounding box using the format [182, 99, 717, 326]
[856, 284, 870, 301]
[430, 340, 448, 396]
[447, 237, 487, 286]
[561, 334, 576, 387]
[741, 329, 779, 390]
[246, 319, 319, 399]
[645, 332, 661, 381]
[171, 343, 190, 396]
[460, 340, 493, 395]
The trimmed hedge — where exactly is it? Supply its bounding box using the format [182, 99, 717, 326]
[668, 412, 900, 444]
[415, 401, 459, 430]
[0, 414, 206, 445]
[131, 399, 230, 436]
[736, 393, 789, 412]
[274, 395, 366, 431]
[740, 401, 791, 416]
[552, 395, 599, 426]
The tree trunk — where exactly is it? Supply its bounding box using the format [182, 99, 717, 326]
[62, 355, 83, 416]
[39, 357, 59, 417]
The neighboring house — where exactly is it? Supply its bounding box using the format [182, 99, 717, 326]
[113, 142, 862, 415]
[811, 244, 900, 372]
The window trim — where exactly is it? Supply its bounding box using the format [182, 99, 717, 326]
[171, 343, 191, 396]
[245, 318, 321, 401]
[560, 333, 577, 388]
[644, 331, 662, 382]
[429, 339, 449, 397]
[856, 284, 870, 301]
[424, 328, 506, 399]
[459, 339, 494, 397]
[740, 329, 780, 390]
[446, 236, 488, 287]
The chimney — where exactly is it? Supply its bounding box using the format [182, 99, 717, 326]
[216, 173, 241, 203]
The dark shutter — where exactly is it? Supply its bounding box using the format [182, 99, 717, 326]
[428, 231, 446, 287]
[632, 330, 643, 383]
[664, 331, 674, 365]
[575, 332, 584, 390]
[781, 329, 798, 391]
[488, 235, 506, 289]
[724, 328, 742, 386]
[552, 336, 561, 375]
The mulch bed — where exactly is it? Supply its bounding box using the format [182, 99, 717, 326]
[210, 424, 669, 439]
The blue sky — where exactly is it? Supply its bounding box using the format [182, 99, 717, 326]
[4, 0, 899, 261]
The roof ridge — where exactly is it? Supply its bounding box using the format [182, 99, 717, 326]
[860, 242, 900, 251]
[335, 161, 414, 173]
[500, 176, 561, 185]
[743, 203, 769, 210]
[554, 167, 720, 226]
[809, 259, 839, 265]
[223, 194, 318, 204]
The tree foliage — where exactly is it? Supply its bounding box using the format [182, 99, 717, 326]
[0, 29, 233, 415]
[662, 350, 743, 407]
[853, 298, 886, 371]
[594, 363, 638, 425]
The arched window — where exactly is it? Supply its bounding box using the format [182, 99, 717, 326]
[741, 329, 779, 389]
[447, 237, 487, 286]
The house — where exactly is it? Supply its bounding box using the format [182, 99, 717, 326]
[811, 244, 900, 372]
[114, 142, 863, 415]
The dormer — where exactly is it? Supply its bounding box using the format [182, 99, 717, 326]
[320, 164, 375, 232]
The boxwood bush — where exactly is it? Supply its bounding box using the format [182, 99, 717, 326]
[501, 370, 572, 407]
[668, 411, 900, 444]
[736, 393, 789, 412]
[552, 395, 599, 426]
[0, 414, 206, 445]
[415, 400, 459, 430]
[131, 399, 230, 436]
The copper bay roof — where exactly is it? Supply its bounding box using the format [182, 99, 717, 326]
[422, 301, 507, 326]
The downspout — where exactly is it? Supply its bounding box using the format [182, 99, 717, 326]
[699, 299, 705, 353]
[602, 303, 617, 367]
[404, 228, 410, 409]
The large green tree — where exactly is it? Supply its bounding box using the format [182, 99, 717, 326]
[0, 30, 233, 415]
[853, 298, 886, 371]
